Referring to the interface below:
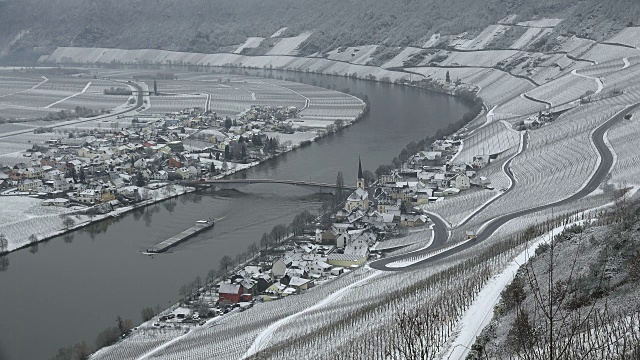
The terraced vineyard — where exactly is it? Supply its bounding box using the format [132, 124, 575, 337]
[421, 189, 497, 227]
[494, 94, 547, 118]
[468, 102, 626, 228]
[608, 108, 640, 186]
[583, 44, 640, 64]
[525, 74, 598, 106]
[606, 27, 640, 48]
[454, 121, 520, 163]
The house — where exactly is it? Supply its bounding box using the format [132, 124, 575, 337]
[18, 179, 42, 192]
[472, 156, 488, 168]
[309, 260, 332, 276]
[152, 170, 168, 181]
[168, 158, 182, 168]
[175, 167, 192, 180]
[77, 189, 100, 204]
[271, 259, 287, 278]
[452, 174, 470, 190]
[218, 283, 242, 304]
[345, 238, 369, 257]
[45, 179, 71, 192]
[400, 214, 429, 227]
[442, 188, 461, 196]
[466, 231, 477, 240]
[287, 276, 311, 291]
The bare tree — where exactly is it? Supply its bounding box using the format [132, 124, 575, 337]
[219, 255, 234, 275]
[387, 307, 439, 360]
[61, 215, 76, 230]
[141, 187, 150, 201]
[28, 234, 38, 254]
[141, 307, 156, 322]
[248, 242, 259, 256]
[0, 233, 8, 253]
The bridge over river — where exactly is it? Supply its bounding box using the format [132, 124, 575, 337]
[183, 178, 362, 192]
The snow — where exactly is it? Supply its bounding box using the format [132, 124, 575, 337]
[327, 45, 379, 65]
[373, 228, 432, 251]
[516, 18, 564, 28]
[583, 44, 640, 64]
[443, 221, 581, 360]
[233, 37, 265, 54]
[244, 269, 381, 357]
[423, 33, 440, 48]
[606, 27, 640, 48]
[270, 27, 288, 38]
[525, 73, 598, 106]
[266, 32, 313, 56]
[381, 47, 423, 69]
[510, 27, 552, 50]
[460, 25, 510, 50]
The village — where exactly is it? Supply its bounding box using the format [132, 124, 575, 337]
[0, 89, 497, 332]
[146, 129, 497, 330]
[0, 103, 348, 250]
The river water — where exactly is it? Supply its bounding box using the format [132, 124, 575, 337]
[0, 70, 469, 360]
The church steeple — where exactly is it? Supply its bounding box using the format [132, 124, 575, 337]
[356, 156, 365, 189]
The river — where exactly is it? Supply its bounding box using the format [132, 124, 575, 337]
[0, 70, 469, 360]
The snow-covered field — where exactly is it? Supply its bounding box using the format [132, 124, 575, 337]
[374, 228, 432, 251]
[421, 189, 498, 227]
[516, 18, 563, 28]
[608, 108, 640, 186]
[468, 102, 626, 228]
[525, 73, 598, 106]
[233, 37, 265, 54]
[0, 196, 88, 250]
[494, 94, 548, 118]
[582, 44, 640, 64]
[458, 25, 510, 50]
[556, 36, 596, 58]
[510, 27, 552, 50]
[381, 47, 423, 69]
[327, 45, 379, 65]
[266, 32, 313, 56]
[605, 26, 640, 48]
[454, 121, 520, 163]
[0, 73, 132, 119]
[0, 184, 192, 252]
[477, 72, 535, 108]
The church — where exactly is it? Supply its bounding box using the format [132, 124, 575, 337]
[344, 157, 370, 212]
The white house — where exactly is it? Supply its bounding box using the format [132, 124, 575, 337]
[18, 179, 42, 192]
[271, 259, 287, 278]
[77, 189, 100, 204]
[152, 170, 168, 181]
[309, 261, 332, 276]
[472, 156, 488, 168]
[452, 174, 470, 190]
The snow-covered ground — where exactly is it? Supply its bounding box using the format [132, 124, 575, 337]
[0, 183, 192, 252]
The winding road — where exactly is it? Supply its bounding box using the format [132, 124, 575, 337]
[371, 103, 639, 271]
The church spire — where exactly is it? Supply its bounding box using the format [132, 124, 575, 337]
[358, 156, 363, 179]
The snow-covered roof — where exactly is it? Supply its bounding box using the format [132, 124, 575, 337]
[218, 283, 241, 294]
[288, 276, 311, 287]
[347, 188, 368, 201]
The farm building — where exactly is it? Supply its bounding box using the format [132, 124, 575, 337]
[218, 283, 242, 304]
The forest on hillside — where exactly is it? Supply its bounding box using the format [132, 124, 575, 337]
[0, 0, 639, 61]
